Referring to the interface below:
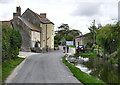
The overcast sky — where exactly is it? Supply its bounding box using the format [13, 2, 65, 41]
[0, 0, 119, 34]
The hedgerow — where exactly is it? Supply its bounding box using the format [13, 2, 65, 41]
[2, 25, 22, 61]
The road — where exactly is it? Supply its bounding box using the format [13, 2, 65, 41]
[6, 47, 82, 83]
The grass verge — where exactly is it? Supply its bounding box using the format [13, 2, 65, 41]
[2, 57, 24, 82]
[0, 65, 2, 84]
[62, 56, 107, 85]
[74, 52, 98, 58]
[69, 46, 75, 48]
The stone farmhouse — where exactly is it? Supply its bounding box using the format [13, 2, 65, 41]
[1, 6, 54, 52]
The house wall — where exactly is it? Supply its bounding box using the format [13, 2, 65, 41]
[40, 23, 46, 48]
[47, 24, 54, 49]
[75, 37, 84, 46]
[40, 23, 54, 49]
[12, 18, 32, 51]
[31, 31, 40, 47]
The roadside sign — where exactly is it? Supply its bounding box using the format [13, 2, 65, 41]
[66, 41, 73, 46]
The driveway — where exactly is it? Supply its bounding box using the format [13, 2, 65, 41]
[6, 47, 82, 84]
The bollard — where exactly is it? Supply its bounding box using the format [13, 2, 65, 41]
[65, 54, 68, 62]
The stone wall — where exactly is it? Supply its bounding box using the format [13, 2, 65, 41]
[12, 18, 32, 51]
[75, 37, 84, 46]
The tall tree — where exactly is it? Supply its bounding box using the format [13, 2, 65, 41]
[54, 24, 81, 45]
[96, 23, 120, 54]
[88, 20, 99, 44]
[58, 23, 69, 31]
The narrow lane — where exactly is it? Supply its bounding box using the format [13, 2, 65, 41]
[7, 48, 81, 83]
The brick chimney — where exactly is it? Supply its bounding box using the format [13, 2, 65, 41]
[13, 6, 21, 19]
[40, 13, 46, 18]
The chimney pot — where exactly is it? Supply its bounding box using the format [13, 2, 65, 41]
[13, 6, 21, 19]
[40, 13, 46, 18]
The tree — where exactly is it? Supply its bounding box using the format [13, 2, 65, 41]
[65, 33, 73, 41]
[58, 23, 69, 31]
[96, 23, 120, 54]
[54, 24, 81, 45]
[88, 20, 99, 44]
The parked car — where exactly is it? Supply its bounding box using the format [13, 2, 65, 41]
[75, 45, 85, 53]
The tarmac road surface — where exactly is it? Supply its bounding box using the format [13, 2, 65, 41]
[6, 47, 82, 84]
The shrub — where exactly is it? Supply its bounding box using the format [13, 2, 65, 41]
[91, 46, 95, 52]
[2, 25, 22, 61]
[54, 44, 58, 47]
[54, 40, 58, 44]
[35, 42, 38, 47]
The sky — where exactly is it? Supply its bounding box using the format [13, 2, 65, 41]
[0, 0, 119, 34]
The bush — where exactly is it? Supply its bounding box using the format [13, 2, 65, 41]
[54, 40, 58, 44]
[91, 46, 95, 52]
[35, 42, 38, 47]
[2, 25, 22, 61]
[54, 44, 58, 47]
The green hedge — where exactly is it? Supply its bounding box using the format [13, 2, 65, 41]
[2, 25, 22, 61]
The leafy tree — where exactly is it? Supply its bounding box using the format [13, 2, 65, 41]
[88, 20, 99, 44]
[84, 33, 93, 48]
[55, 24, 81, 45]
[96, 23, 120, 54]
[65, 33, 73, 41]
[58, 23, 69, 31]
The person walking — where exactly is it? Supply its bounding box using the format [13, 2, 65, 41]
[67, 46, 69, 53]
[63, 45, 66, 53]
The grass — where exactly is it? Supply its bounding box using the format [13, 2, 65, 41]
[62, 56, 107, 85]
[74, 52, 98, 58]
[2, 57, 24, 83]
[0, 65, 2, 84]
[69, 46, 75, 48]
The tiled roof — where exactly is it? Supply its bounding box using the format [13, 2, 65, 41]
[0, 21, 11, 22]
[18, 16, 40, 32]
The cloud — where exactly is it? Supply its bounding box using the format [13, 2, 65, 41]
[0, 0, 118, 34]
[71, 2, 103, 17]
[0, 0, 14, 4]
